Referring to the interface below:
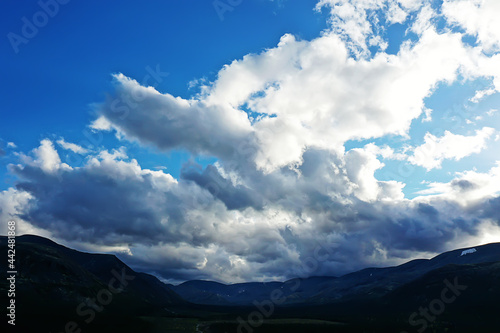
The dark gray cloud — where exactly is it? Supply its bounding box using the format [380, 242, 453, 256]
[5, 140, 495, 283]
[93, 74, 253, 161]
[451, 179, 478, 191]
[181, 164, 264, 211]
[8, 150, 223, 247]
[12, 165, 180, 244]
[481, 196, 500, 224]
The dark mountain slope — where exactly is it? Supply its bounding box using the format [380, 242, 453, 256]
[0, 234, 186, 332]
[172, 243, 500, 305]
[383, 261, 500, 328]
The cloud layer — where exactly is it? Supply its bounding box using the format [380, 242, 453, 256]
[2, 0, 500, 283]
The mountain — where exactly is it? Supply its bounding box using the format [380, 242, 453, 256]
[171, 243, 500, 306]
[1, 235, 499, 332]
[173, 280, 285, 305]
[0, 234, 186, 332]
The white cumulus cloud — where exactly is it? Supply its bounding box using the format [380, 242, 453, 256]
[408, 127, 495, 170]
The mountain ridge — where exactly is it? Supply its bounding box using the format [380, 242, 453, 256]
[170, 242, 500, 305]
[1, 234, 499, 332]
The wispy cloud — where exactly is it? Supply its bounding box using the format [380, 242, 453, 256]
[57, 138, 90, 154]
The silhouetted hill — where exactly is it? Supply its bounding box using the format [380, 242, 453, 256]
[0, 234, 185, 332]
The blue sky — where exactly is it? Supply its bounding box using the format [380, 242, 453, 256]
[0, 0, 327, 184]
[1, 0, 500, 283]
